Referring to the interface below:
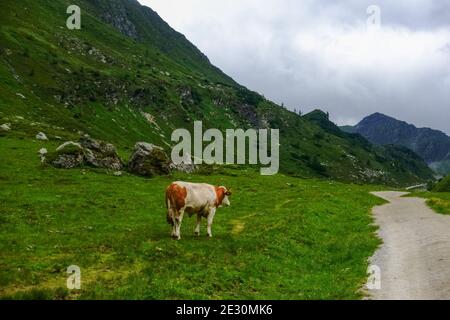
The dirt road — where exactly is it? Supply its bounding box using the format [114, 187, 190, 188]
[368, 191, 450, 300]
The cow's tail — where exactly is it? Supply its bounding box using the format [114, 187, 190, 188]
[166, 187, 174, 226]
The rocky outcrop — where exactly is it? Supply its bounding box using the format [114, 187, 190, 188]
[45, 137, 182, 177]
[128, 142, 171, 177]
[46, 136, 123, 170]
[178, 86, 198, 106]
[169, 153, 197, 174]
[80, 135, 123, 171]
[92, 0, 139, 39]
[49, 142, 85, 169]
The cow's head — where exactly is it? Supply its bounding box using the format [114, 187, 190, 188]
[216, 186, 232, 208]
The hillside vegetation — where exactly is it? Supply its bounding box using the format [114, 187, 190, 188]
[0, 0, 433, 185]
[433, 176, 450, 193]
[408, 176, 450, 216]
[411, 191, 450, 216]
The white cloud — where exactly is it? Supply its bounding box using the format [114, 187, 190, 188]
[141, 0, 450, 134]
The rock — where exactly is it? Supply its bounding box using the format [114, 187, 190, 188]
[49, 142, 85, 169]
[79, 135, 101, 150]
[47, 138, 122, 170]
[128, 142, 171, 177]
[38, 148, 48, 163]
[36, 132, 48, 141]
[114, 171, 123, 176]
[1, 123, 11, 132]
[169, 153, 197, 174]
[99, 2, 139, 39]
[52, 153, 85, 169]
[80, 135, 123, 170]
[170, 162, 197, 174]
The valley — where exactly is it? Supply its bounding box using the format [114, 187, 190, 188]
[0, 136, 384, 299]
[1, 0, 449, 301]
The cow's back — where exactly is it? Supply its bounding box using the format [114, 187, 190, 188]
[174, 181, 216, 210]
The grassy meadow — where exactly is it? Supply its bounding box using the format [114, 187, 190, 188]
[0, 136, 386, 300]
[409, 192, 450, 215]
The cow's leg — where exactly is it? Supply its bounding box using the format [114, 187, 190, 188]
[167, 208, 176, 238]
[174, 209, 185, 240]
[171, 210, 178, 238]
[207, 208, 216, 238]
[194, 214, 201, 236]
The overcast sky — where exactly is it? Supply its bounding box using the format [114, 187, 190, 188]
[141, 0, 450, 134]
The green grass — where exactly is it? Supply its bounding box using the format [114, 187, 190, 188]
[0, 136, 385, 300]
[409, 192, 450, 215]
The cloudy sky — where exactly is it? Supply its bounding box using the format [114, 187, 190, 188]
[141, 0, 450, 134]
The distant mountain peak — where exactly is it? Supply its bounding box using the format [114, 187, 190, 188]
[353, 113, 450, 170]
[367, 112, 389, 118]
[305, 109, 330, 119]
[358, 113, 405, 126]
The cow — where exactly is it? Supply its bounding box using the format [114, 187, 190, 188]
[165, 181, 232, 240]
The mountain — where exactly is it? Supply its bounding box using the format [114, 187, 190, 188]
[343, 113, 450, 175]
[303, 110, 434, 182]
[0, 0, 434, 185]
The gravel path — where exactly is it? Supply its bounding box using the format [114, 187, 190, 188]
[368, 191, 450, 300]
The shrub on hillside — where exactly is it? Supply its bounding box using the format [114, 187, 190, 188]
[433, 175, 450, 192]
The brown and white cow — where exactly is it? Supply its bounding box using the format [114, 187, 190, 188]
[165, 181, 232, 240]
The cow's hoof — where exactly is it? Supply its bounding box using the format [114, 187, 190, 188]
[194, 232, 200, 237]
[207, 234, 212, 238]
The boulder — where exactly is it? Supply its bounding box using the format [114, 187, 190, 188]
[80, 135, 123, 170]
[47, 137, 123, 170]
[52, 153, 84, 169]
[1, 123, 11, 132]
[128, 142, 171, 177]
[169, 153, 197, 174]
[38, 148, 48, 163]
[49, 142, 85, 169]
[36, 132, 48, 141]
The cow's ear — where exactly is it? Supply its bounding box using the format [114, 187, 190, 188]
[226, 188, 232, 196]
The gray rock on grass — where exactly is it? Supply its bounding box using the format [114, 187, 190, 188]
[1, 123, 11, 132]
[47, 136, 123, 170]
[36, 132, 48, 141]
[38, 148, 48, 163]
[128, 142, 171, 177]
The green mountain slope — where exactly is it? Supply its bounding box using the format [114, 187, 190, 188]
[433, 175, 450, 192]
[0, 0, 434, 185]
[301, 110, 433, 182]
